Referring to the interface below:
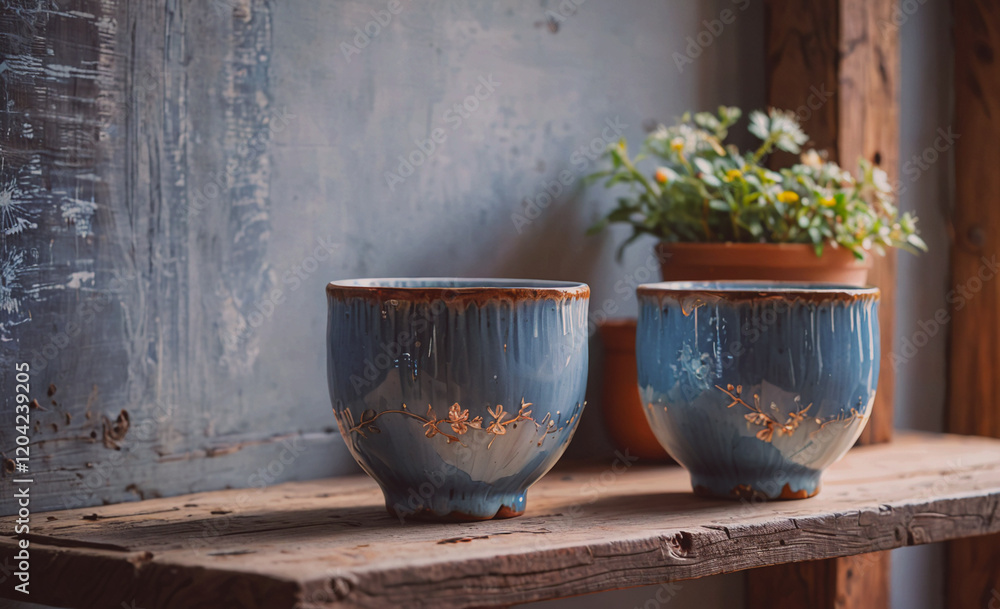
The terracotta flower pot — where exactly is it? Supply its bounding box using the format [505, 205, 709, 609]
[599, 319, 671, 460]
[655, 242, 871, 285]
[599, 242, 871, 462]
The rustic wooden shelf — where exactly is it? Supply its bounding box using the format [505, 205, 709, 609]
[4, 432, 999, 609]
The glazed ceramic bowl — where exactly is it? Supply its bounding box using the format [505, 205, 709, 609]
[636, 281, 879, 500]
[327, 278, 589, 521]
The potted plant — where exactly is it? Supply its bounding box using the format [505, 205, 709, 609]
[588, 106, 926, 460]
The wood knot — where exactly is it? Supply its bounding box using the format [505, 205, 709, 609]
[102, 409, 131, 450]
[669, 531, 693, 555]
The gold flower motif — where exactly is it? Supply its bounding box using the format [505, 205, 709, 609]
[343, 398, 559, 450]
[447, 403, 470, 434]
[756, 425, 774, 443]
[486, 404, 508, 435]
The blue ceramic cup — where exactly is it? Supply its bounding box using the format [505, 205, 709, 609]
[327, 278, 589, 521]
[636, 282, 879, 500]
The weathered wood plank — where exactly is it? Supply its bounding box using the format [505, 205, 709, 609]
[947, 0, 1000, 606]
[1, 433, 998, 609]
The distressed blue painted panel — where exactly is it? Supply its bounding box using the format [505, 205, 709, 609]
[1, 0, 765, 517]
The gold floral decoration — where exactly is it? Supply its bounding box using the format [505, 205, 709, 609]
[714, 384, 861, 443]
[339, 398, 560, 449]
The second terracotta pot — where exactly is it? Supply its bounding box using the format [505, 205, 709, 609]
[599, 319, 670, 460]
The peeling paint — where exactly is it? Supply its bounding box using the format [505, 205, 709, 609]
[66, 271, 95, 289]
[0, 249, 26, 314]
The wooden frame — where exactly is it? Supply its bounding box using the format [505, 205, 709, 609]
[757, 0, 899, 605]
[947, 0, 1000, 606]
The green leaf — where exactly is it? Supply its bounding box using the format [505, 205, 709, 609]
[586, 217, 609, 235]
[582, 108, 926, 260]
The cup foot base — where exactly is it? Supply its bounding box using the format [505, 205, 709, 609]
[386, 503, 524, 522]
[691, 472, 821, 501]
[383, 489, 527, 522]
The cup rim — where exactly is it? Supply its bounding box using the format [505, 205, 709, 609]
[327, 277, 590, 302]
[637, 280, 879, 300]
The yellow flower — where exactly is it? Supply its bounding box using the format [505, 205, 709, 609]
[776, 190, 800, 204]
[724, 169, 742, 182]
[820, 196, 836, 207]
[801, 149, 824, 169]
[670, 137, 685, 153]
[655, 167, 670, 183]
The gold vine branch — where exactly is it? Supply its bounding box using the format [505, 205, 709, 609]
[809, 406, 864, 439]
[342, 399, 540, 448]
[715, 384, 812, 443]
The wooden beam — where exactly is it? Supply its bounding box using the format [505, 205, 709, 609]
[748, 553, 890, 609]
[758, 0, 899, 605]
[1, 433, 998, 609]
[764, 0, 898, 445]
[947, 0, 1000, 607]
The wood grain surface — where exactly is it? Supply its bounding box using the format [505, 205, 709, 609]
[1, 433, 998, 609]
